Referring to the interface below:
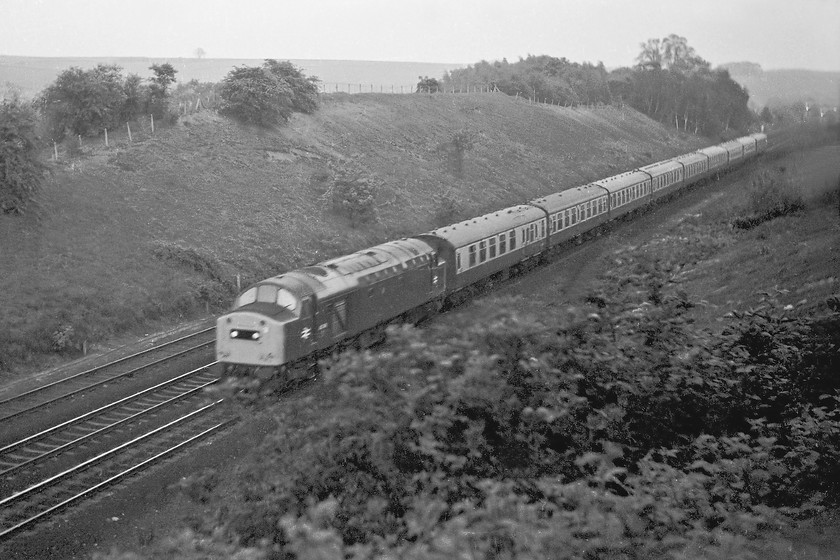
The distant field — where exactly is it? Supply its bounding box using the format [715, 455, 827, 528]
[0, 55, 465, 98]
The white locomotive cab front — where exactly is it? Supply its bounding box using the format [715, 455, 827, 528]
[216, 284, 297, 368]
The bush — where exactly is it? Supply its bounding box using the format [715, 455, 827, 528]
[732, 166, 804, 229]
[219, 60, 318, 126]
[39, 64, 128, 140]
[1, 95, 46, 214]
[320, 163, 378, 227]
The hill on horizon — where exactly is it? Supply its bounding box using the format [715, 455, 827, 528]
[721, 61, 840, 110]
[0, 55, 465, 98]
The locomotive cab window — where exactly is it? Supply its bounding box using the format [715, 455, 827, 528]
[276, 289, 299, 314]
[235, 287, 258, 308]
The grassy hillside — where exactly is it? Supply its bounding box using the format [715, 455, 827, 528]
[0, 93, 707, 376]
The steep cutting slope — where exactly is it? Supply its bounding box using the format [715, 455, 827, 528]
[0, 93, 707, 375]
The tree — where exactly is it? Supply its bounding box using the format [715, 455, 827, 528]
[147, 63, 177, 119]
[1, 95, 45, 214]
[416, 76, 441, 93]
[39, 64, 128, 139]
[121, 73, 145, 122]
[194, 47, 206, 59]
[262, 60, 319, 114]
[218, 60, 319, 126]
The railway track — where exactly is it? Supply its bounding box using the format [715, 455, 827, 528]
[0, 398, 233, 541]
[0, 328, 229, 543]
[0, 327, 215, 425]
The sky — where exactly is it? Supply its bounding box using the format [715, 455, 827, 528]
[2, 0, 840, 71]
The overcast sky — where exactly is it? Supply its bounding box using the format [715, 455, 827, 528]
[3, 0, 840, 71]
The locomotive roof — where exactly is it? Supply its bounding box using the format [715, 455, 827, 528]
[592, 169, 650, 192]
[257, 238, 436, 301]
[422, 204, 545, 247]
[531, 184, 606, 214]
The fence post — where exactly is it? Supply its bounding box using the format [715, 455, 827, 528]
[53, 141, 58, 161]
[105, 128, 109, 147]
[150, 113, 155, 134]
[127, 122, 132, 142]
[78, 134, 82, 148]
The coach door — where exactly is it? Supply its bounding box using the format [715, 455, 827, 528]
[431, 258, 446, 297]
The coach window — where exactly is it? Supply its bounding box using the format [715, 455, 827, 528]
[509, 230, 516, 250]
[479, 240, 487, 262]
[469, 245, 477, 267]
[456, 252, 462, 272]
[499, 234, 506, 254]
[489, 237, 496, 258]
[571, 208, 577, 225]
[539, 221, 545, 238]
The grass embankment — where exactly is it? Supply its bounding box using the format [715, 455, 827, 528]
[93, 146, 840, 558]
[0, 94, 706, 378]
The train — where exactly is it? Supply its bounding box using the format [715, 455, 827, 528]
[216, 132, 768, 378]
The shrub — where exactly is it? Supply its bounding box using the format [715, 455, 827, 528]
[219, 60, 318, 126]
[39, 64, 128, 139]
[320, 163, 378, 227]
[0, 94, 46, 214]
[732, 166, 804, 229]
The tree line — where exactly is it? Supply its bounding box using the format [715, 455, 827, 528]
[441, 35, 756, 138]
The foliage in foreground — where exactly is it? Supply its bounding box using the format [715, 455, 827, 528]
[0, 94, 45, 214]
[137, 225, 840, 559]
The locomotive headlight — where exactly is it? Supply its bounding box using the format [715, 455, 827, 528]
[251, 332, 260, 340]
[230, 330, 239, 338]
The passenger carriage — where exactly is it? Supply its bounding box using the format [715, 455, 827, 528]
[696, 145, 729, 177]
[592, 169, 652, 218]
[639, 159, 685, 201]
[673, 152, 709, 187]
[530, 184, 609, 249]
[720, 139, 746, 166]
[416, 205, 547, 294]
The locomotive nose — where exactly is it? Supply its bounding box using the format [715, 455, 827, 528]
[216, 312, 286, 366]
